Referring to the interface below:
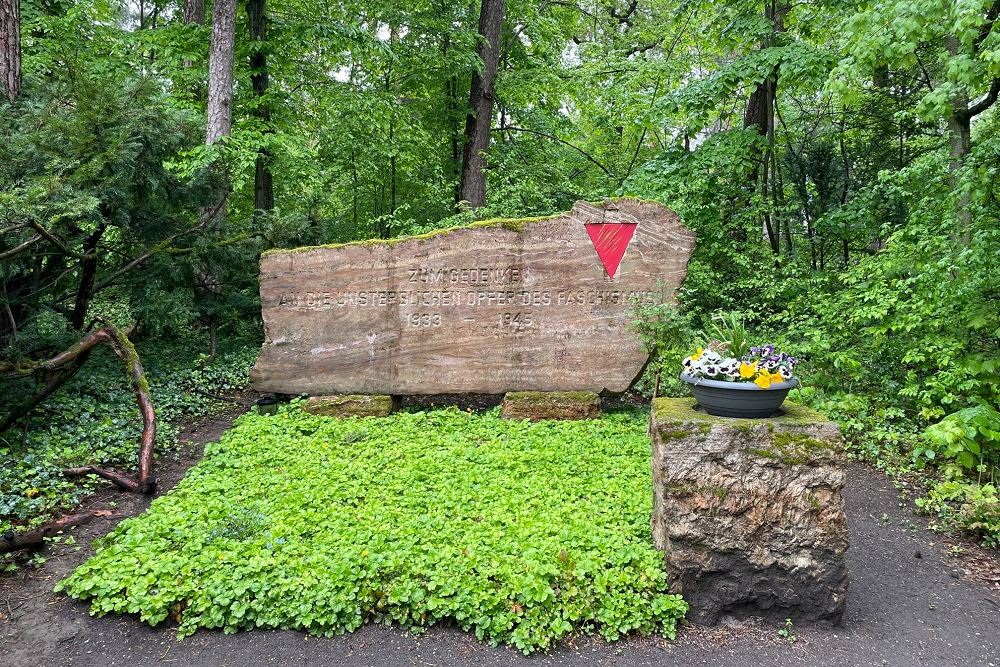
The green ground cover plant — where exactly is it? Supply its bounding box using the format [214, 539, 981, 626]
[57, 404, 687, 653]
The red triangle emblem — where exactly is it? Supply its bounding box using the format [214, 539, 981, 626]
[585, 223, 637, 279]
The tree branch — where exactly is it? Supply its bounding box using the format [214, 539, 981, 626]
[504, 126, 613, 176]
[0, 234, 42, 261]
[961, 77, 1000, 120]
[1, 512, 95, 554]
[87, 195, 228, 296]
[1, 321, 157, 494]
[974, 0, 1000, 52]
[28, 221, 97, 260]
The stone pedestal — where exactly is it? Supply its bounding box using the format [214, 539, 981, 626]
[304, 394, 397, 417]
[501, 391, 601, 421]
[650, 398, 849, 626]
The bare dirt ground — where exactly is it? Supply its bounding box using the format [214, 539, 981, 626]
[1, 406, 998, 667]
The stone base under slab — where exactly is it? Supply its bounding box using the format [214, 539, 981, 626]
[304, 394, 397, 417]
[650, 397, 849, 626]
[501, 391, 601, 421]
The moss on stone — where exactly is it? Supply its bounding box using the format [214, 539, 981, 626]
[746, 432, 835, 466]
[805, 491, 822, 511]
[664, 482, 696, 496]
[663, 482, 727, 502]
[261, 213, 559, 258]
[773, 431, 833, 451]
[652, 397, 828, 427]
[658, 428, 700, 442]
[260, 197, 676, 259]
[508, 390, 599, 404]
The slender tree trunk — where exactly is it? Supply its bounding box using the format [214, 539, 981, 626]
[838, 117, 852, 266]
[743, 1, 786, 256]
[442, 32, 462, 202]
[201, 0, 236, 356]
[459, 0, 506, 209]
[947, 110, 972, 235]
[942, 12, 1000, 241]
[351, 148, 358, 227]
[247, 0, 274, 216]
[0, 0, 21, 101]
[206, 0, 237, 145]
[70, 222, 107, 330]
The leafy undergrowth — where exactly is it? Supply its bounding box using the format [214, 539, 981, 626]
[0, 335, 258, 537]
[57, 404, 687, 653]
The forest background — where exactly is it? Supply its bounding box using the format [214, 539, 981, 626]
[1, 0, 998, 547]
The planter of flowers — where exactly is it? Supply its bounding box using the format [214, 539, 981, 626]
[680, 344, 799, 418]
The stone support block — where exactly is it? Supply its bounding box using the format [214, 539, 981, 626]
[501, 391, 601, 421]
[650, 398, 849, 625]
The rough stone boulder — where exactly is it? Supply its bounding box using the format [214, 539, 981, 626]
[650, 398, 849, 625]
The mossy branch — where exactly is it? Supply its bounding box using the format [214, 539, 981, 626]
[1, 320, 157, 494]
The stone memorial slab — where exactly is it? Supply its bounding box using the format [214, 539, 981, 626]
[251, 199, 694, 396]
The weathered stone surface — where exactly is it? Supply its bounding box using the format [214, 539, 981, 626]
[303, 394, 397, 417]
[501, 391, 601, 421]
[251, 199, 694, 395]
[650, 398, 849, 626]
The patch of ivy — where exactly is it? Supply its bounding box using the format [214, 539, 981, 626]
[57, 404, 688, 653]
[0, 335, 258, 536]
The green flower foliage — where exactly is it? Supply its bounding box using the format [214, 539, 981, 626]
[57, 405, 687, 653]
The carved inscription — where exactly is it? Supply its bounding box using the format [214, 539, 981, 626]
[274, 287, 656, 310]
[251, 199, 695, 395]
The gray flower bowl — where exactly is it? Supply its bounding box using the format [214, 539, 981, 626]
[679, 373, 799, 418]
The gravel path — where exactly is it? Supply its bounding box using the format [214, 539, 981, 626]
[2, 411, 998, 667]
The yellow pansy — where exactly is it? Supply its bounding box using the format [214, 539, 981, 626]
[739, 362, 757, 379]
[691, 347, 704, 361]
[754, 371, 774, 389]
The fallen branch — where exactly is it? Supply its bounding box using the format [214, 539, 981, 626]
[1, 320, 157, 494]
[0, 512, 94, 554]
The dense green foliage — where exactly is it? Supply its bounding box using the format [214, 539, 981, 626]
[2, 0, 998, 571]
[58, 405, 687, 652]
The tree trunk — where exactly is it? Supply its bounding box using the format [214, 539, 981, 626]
[947, 110, 972, 234]
[0, 0, 20, 101]
[184, 0, 205, 24]
[443, 33, 462, 203]
[205, 0, 237, 145]
[182, 0, 205, 75]
[247, 0, 274, 216]
[459, 0, 506, 209]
